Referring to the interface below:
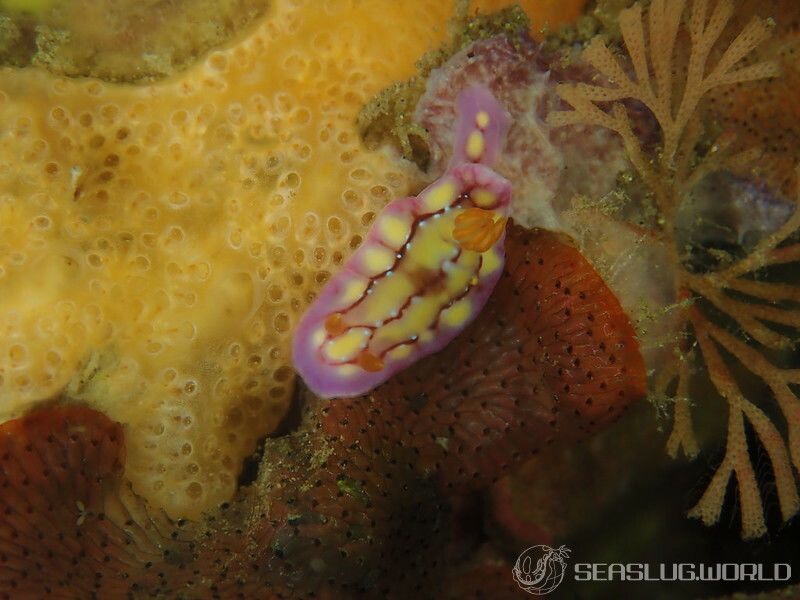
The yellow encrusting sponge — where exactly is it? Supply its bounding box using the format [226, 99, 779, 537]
[0, 0, 460, 518]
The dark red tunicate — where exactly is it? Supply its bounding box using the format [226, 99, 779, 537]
[0, 224, 646, 599]
[324, 224, 646, 493]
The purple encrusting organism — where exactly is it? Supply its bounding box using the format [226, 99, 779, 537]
[292, 86, 513, 398]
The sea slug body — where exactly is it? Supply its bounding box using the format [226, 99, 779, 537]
[293, 86, 512, 398]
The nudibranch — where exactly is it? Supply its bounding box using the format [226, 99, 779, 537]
[293, 86, 512, 398]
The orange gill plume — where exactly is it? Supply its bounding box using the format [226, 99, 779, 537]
[453, 207, 509, 252]
[547, 0, 800, 539]
[0, 223, 646, 598]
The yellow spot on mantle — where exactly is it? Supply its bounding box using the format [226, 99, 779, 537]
[441, 298, 472, 328]
[476, 110, 490, 129]
[377, 214, 412, 248]
[335, 364, 358, 377]
[373, 294, 439, 349]
[413, 216, 459, 270]
[471, 188, 496, 208]
[388, 344, 413, 361]
[480, 247, 502, 275]
[360, 273, 416, 324]
[466, 131, 485, 161]
[362, 246, 396, 276]
[340, 278, 369, 305]
[324, 327, 370, 362]
[422, 180, 456, 212]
